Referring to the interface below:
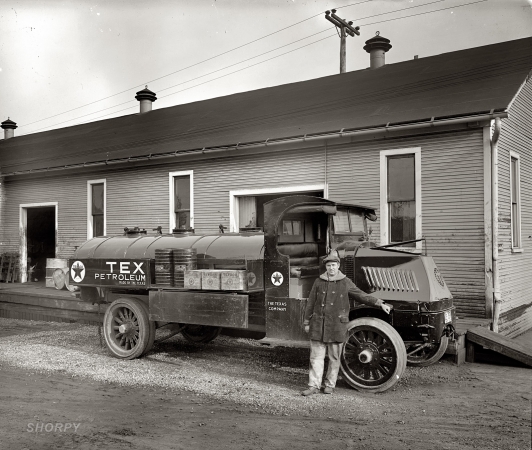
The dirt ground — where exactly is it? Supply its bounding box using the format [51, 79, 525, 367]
[0, 319, 530, 450]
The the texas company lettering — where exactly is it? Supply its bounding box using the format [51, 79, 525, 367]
[95, 261, 146, 285]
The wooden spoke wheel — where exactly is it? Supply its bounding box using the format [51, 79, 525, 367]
[103, 298, 155, 359]
[340, 318, 407, 393]
[406, 336, 449, 367]
[180, 324, 222, 343]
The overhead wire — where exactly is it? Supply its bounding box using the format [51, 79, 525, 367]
[18, 0, 372, 130]
[24, 29, 337, 134]
[15, 0, 439, 132]
[7, 50, 525, 171]
[20, 0, 488, 136]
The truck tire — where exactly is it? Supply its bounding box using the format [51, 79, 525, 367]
[103, 297, 155, 359]
[340, 317, 407, 393]
[180, 324, 222, 343]
[406, 336, 449, 367]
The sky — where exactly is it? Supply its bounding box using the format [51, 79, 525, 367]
[1, 0, 531, 138]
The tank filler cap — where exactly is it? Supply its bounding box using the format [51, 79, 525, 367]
[123, 227, 147, 236]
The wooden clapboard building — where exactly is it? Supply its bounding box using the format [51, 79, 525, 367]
[0, 36, 531, 336]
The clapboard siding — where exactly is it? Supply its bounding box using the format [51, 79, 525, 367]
[0, 127, 494, 320]
[103, 146, 325, 235]
[0, 146, 326, 259]
[1, 174, 92, 257]
[497, 78, 532, 337]
[0, 180, 6, 247]
[327, 129, 487, 318]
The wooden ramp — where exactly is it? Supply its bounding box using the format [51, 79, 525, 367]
[466, 326, 532, 367]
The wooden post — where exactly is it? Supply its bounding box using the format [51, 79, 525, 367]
[340, 26, 346, 74]
[466, 340, 476, 363]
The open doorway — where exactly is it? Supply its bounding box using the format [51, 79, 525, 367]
[230, 185, 325, 232]
[20, 203, 57, 283]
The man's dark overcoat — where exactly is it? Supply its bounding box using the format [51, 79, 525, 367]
[303, 271, 383, 343]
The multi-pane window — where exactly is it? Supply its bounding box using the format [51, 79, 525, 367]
[91, 183, 104, 237]
[174, 175, 191, 229]
[88, 180, 105, 238]
[510, 154, 521, 249]
[380, 148, 421, 250]
[388, 154, 416, 245]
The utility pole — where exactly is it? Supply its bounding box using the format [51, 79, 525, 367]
[325, 9, 360, 74]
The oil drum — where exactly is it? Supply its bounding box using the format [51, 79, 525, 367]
[155, 249, 174, 286]
[173, 248, 197, 288]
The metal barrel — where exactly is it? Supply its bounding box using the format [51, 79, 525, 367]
[172, 249, 197, 288]
[155, 249, 174, 286]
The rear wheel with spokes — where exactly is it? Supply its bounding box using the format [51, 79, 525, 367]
[340, 317, 406, 393]
[103, 297, 154, 359]
[180, 324, 222, 343]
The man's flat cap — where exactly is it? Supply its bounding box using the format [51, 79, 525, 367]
[323, 252, 340, 264]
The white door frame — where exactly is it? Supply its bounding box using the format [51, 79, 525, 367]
[19, 202, 58, 283]
[229, 184, 326, 232]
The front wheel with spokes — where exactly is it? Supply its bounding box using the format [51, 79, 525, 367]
[103, 297, 154, 359]
[340, 317, 407, 393]
[406, 336, 449, 367]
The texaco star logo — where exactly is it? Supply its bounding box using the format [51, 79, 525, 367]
[247, 271, 257, 287]
[271, 271, 284, 286]
[71, 261, 86, 282]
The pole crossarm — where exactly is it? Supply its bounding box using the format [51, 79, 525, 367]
[324, 9, 360, 74]
[325, 9, 360, 36]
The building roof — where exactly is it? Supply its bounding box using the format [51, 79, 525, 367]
[1, 37, 531, 175]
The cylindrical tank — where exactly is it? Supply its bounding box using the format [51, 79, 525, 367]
[73, 233, 265, 262]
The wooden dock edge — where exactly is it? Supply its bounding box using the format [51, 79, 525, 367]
[465, 326, 532, 367]
[0, 290, 105, 325]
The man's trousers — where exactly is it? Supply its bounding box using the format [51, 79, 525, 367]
[308, 340, 343, 389]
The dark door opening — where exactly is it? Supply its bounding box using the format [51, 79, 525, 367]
[238, 191, 323, 231]
[27, 207, 56, 282]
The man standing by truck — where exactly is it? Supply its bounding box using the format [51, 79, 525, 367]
[302, 252, 392, 395]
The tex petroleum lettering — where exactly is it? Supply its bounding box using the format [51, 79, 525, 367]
[94, 261, 146, 281]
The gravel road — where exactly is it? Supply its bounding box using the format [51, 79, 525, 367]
[0, 318, 530, 450]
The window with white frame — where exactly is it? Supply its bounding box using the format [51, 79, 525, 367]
[380, 148, 422, 250]
[87, 179, 106, 238]
[169, 171, 193, 231]
[510, 152, 522, 250]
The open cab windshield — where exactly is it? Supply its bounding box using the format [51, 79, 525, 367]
[332, 208, 367, 235]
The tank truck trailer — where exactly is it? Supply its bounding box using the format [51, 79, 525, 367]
[69, 195, 455, 393]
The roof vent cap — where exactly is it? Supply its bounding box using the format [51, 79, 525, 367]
[363, 32, 392, 69]
[135, 86, 157, 113]
[1, 117, 17, 139]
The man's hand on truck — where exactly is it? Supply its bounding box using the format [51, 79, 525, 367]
[380, 302, 392, 314]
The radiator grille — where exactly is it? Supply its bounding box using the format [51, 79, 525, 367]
[362, 266, 419, 292]
[344, 255, 355, 282]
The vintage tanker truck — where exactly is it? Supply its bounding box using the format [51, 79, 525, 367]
[69, 195, 455, 392]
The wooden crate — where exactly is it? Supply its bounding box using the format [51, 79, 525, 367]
[46, 258, 68, 288]
[184, 270, 202, 290]
[46, 258, 68, 269]
[201, 270, 224, 290]
[221, 270, 247, 291]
